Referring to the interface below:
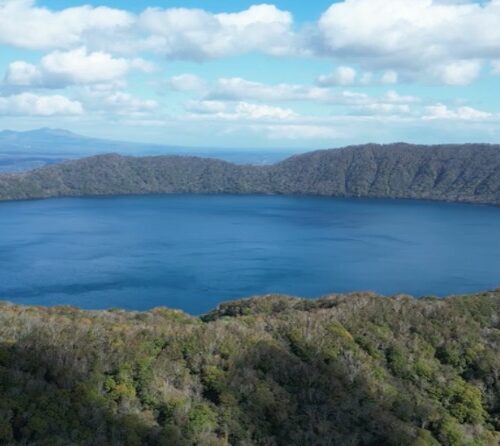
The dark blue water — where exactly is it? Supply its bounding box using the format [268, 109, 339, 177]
[0, 195, 498, 314]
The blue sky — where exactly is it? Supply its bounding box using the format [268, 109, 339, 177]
[0, 0, 499, 149]
[41, 1, 338, 19]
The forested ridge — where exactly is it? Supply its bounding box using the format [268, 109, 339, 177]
[0, 290, 499, 445]
[0, 143, 499, 205]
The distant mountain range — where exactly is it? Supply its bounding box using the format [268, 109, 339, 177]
[0, 128, 297, 171]
[0, 128, 182, 155]
[0, 143, 498, 205]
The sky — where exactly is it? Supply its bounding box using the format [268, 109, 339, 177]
[0, 0, 500, 149]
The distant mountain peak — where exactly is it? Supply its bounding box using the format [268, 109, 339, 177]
[0, 127, 81, 138]
[29, 128, 81, 137]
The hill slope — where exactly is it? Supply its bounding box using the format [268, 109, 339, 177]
[0, 143, 499, 204]
[0, 291, 499, 445]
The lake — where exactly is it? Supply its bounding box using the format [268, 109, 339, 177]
[0, 195, 499, 314]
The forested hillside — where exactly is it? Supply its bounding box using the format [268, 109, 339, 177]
[0, 291, 499, 445]
[0, 143, 499, 204]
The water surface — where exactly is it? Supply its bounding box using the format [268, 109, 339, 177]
[0, 195, 498, 314]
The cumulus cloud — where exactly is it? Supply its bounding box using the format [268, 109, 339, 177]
[183, 87, 419, 137]
[436, 60, 481, 86]
[79, 87, 158, 117]
[0, 92, 83, 116]
[206, 77, 322, 102]
[185, 100, 297, 120]
[2, 0, 500, 87]
[0, 2, 296, 60]
[202, 77, 419, 111]
[206, 114, 341, 142]
[316, 67, 399, 86]
[98, 92, 158, 114]
[167, 74, 207, 92]
[346, 91, 418, 115]
[2, 1, 499, 143]
[358, 103, 411, 115]
[4, 48, 154, 88]
[4, 61, 41, 86]
[265, 124, 338, 140]
[380, 70, 398, 85]
[136, 4, 295, 60]
[423, 103, 493, 121]
[316, 66, 357, 86]
[185, 100, 227, 114]
[0, 0, 133, 50]
[234, 102, 296, 120]
[314, 0, 500, 84]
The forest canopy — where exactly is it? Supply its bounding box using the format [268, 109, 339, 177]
[0, 290, 499, 445]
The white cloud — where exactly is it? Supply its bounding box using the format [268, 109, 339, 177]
[383, 91, 419, 104]
[235, 102, 296, 120]
[80, 88, 158, 117]
[206, 77, 342, 103]
[348, 91, 417, 115]
[0, 2, 297, 60]
[423, 103, 493, 120]
[381, 70, 398, 85]
[137, 4, 295, 60]
[359, 103, 411, 115]
[4, 47, 154, 88]
[0, 0, 133, 50]
[2, 0, 499, 87]
[100, 92, 158, 113]
[436, 60, 481, 86]
[359, 72, 374, 85]
[207, 77, 320, 102]
[265, 124, 338, 140]
[185, 100, 227, 114]
[0, 92, 83, 116]
[315, 0, 500, 83]
[316, 66, 357, 86]
[204, 77, 419, 111]
[181, 93, 418, 141]
[168, 74, 207, 92]
[217, 4, 291, 28]
[317, 67, 400, 86]
[4, 61, 42, 86]
[185, 100, 296, 121]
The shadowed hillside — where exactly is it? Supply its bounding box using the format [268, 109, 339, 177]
[0, 291, 499, 445]
[0, 143, 499, 204]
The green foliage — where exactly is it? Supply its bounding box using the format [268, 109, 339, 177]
[0, 291, 498, 445]
[161, 424, 189, 446]
[436, 344, 465, 369]
[386, 345, 408, 377]
[445, 380, 484, 424]
[1, 143, 500, 205]
[187, 403, 218, 436]
[414, 360, 435, 381]
[412, 429, 441, 446]
[437, 416, 465, 446]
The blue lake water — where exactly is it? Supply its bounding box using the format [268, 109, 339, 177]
[0, 195, 499, 314]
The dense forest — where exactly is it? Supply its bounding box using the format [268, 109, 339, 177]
[0, 143, 499, 205]
[0, 290, 498, 445]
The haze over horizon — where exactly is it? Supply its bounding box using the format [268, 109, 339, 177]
[1, 0, 500, 148]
